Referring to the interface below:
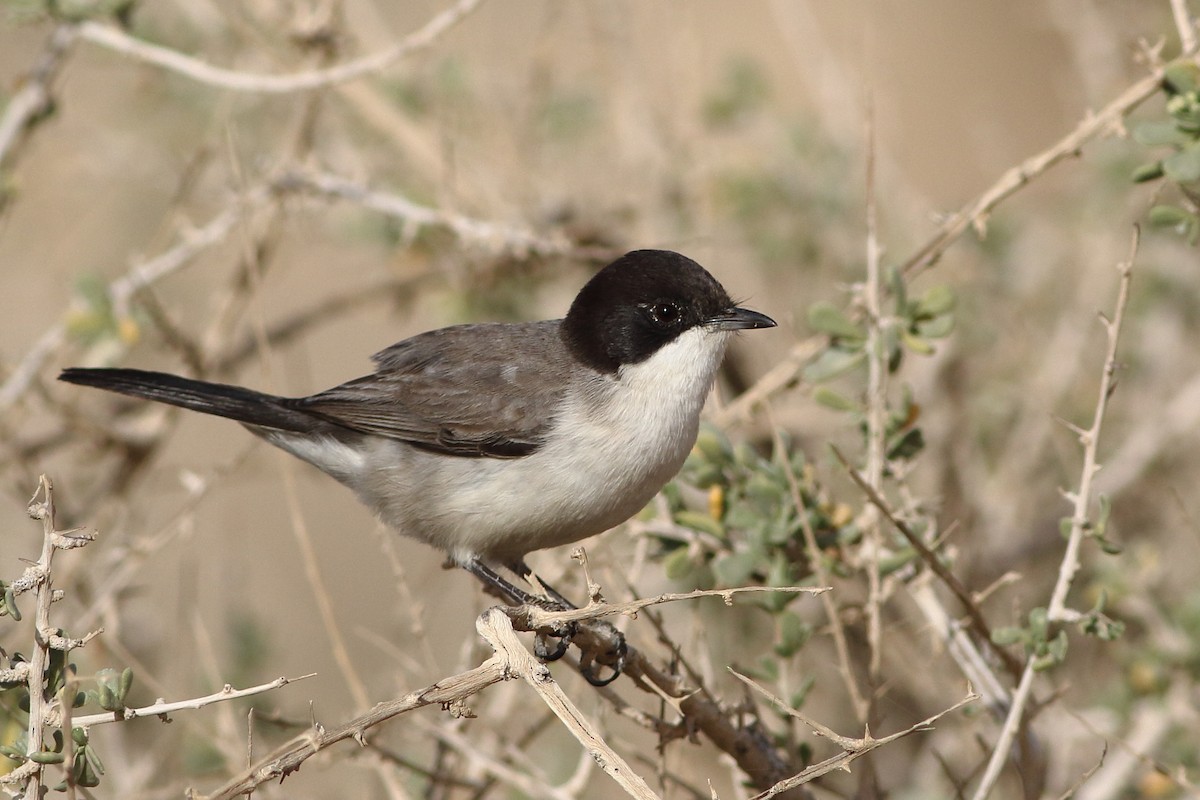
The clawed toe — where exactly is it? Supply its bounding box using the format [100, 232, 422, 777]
[464, 559, 629, 685]
[578, 627, 627, 686]
[533, 620, 576, 661]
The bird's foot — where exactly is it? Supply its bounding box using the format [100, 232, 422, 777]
[575, 618, 627, 687]
[464, 558, 628, 685]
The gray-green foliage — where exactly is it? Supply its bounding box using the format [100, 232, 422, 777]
[1133, 61, 1200, 243]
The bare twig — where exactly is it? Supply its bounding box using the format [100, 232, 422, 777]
[275, 169, 577, 258]
[70, 674, 313, 728]
[970, 230, 1138, 800]
[1170, 0, 1198, 54]
[861, 98, 887, 693]
[201, 656, 510, 799]
[729, 669, 977, 799]
[908, 580, 1010, 714]
[0, 24, 77, 170]
[831, 446, 1024, 677]
[76, 0, 486, 94]
[1047, 228, 1137, 623]
[503, 584, 827, 631]
[898, 63, 1179, 277]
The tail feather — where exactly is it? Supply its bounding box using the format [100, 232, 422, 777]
[58, 368, 325, 434]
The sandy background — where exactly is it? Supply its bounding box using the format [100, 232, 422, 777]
[1, 2, 1198, 798]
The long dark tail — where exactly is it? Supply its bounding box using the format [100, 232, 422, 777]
[59, 368, 326, 434]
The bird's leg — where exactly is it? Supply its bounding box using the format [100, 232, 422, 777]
[507, 560, 628, 688]
[461, 560, 575, 662]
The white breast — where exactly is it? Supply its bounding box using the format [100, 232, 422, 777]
[273, 325, 733, 566]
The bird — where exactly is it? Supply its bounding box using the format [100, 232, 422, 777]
[60, 249, 775, 681]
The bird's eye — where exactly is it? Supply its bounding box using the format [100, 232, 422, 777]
[646, 301, 682, 327]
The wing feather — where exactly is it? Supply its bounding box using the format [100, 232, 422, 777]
[292, 321, 572, 458]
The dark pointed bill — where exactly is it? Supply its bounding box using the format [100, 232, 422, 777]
[706, 306, 777, 331]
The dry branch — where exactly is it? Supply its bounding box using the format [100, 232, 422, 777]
[70, 675, 312, 728]
[0, 24, 77, 170]
[898, 62, 1186, 277]
[76, 0, 486, 94]
[275, 169, 577, 258]
[730, 669, 977, 799]
[969, 230, 1139, 800]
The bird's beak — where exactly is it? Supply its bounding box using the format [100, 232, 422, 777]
[707, 306, 777, 331]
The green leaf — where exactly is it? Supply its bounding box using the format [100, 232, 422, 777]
[807, 301, 864, 340]
[916, 284, 956, 316]
[693, 427, 732, 465]
[1131, 160, 1165, 182]
[802, 346, 865, 382]
[877, 547, 917, 576]
[118, 667, 134, 702]
[748, 556, 799, 613]
[812, 386, 860, 412]
[713, 551, 759, 587]
[886, 428, 925, 461]
[84, 743, 105, 775]
[28, 750, 65, 765]
[1148, 204, 1197, 229]
[97, 683, 117, 711]
[4, 587, 20, 622]
[674, 510, 724, 539]
[1164, 61, 1200, 95]
[1132, 120, 1194, 147]
[1046, 629, 1068, 662]
[1163, 145, 1200, 183]
[1093, 494, 1112, 538]
[1028, 607, 1049, 641]
[662, 547, 695, 581]
[1032, 653, 1059, 672]
[916, 313, 955, 339]
[745, 473, 785, 507]
[901, 330, 935, 355]
[76, 752, 101, 787]
[687, 463, 725, 490]
[991, 627, 1025, 646]
[774, 611, 813, 657]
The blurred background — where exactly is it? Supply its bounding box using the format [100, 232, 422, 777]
[2, 1, 1199, 798]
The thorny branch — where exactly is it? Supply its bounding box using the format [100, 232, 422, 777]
[70, 675, 314, 729]
[832, 446, 1024, 678]
[10, 477, 98, 797]
[728, 669, 977, 799]
[204, 585, 826, 799]
[969, 230, 1138, 800]
[898, 59, 1188, 277]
